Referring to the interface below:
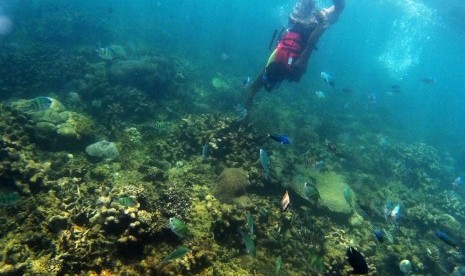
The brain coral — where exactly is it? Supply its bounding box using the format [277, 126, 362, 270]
[213, 168, 249, 203]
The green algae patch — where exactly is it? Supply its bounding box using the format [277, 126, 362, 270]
[211, 77, 231, 90]
[314, 172, 352, 214]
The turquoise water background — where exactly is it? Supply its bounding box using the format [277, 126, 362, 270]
[2, 0, 465, 174]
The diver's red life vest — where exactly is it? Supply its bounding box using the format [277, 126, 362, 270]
[274, 31, 303, 71]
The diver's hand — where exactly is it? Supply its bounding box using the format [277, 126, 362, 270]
[289, 60, 307, 82]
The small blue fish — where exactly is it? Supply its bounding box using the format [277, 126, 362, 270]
[320, 71, 335, 89]
[374, 229, 385, 243]
[436, 231, 458, 248]
[267, 134, 291, 145]
[259, 149, 270, 179]
[202, 143, 209, 159]
[452, 176, 463, 187]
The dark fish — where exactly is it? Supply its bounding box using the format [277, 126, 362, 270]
[267, 134, 291, 145]
[436, 231, 458, 248]
[374, 229, 385, 243]
[347, 247, 368, 274]
[421, 77, 436, 85]
[341, 88, 352, 94]
[391, 85, 401, 93]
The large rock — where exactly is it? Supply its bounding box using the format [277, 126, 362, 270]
[85, 140, 119, 161]
[10, 97, 94, 149]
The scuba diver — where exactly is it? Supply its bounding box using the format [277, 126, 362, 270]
[244, 0, 345, 111]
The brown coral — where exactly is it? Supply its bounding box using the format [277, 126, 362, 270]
[213, 167, 250, 203]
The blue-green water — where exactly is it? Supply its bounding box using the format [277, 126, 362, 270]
[1, 0, 465, 275]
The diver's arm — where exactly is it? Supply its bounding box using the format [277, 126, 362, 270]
[299, 23, 326, 66]
[289, 23, 326, 79]
[322, 0, 345, 24]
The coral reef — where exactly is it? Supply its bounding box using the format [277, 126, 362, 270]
[108, 56, 179, 97]
[1, 11, 464, 275]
